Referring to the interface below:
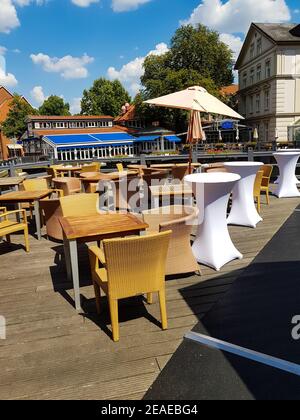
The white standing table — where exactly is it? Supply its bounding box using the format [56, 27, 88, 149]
[273, 152, 300, 198]
[224, 161, 264, 228]
[185, 173, 243, 272]
[275, 149, 300, 185]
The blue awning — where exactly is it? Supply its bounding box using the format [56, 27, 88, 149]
[44, 132, 135, 147]
[164, 135, 181, 143]
[134, 136, 160, 142]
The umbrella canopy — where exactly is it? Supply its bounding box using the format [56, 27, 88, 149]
[253, 128, 259, 140]
[145, 86, 244, 120]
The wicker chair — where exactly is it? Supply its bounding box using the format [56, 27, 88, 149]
[40, 199, 63, 241]
[53, 177, 81, 196]
[260, 164, 273, 205]
[0, 207, 29, 252]
[254, 171, 264, 213]
[88, 231, 171, 342]
[142, 205, 200, 276]
[60, 193, 100, 217]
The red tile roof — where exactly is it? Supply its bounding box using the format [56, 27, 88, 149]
[31, 125, 137, 137]
[115, 104, 136, 122]
[220, 85, 239, 96]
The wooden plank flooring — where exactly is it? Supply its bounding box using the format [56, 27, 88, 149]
[0, 189, 299, 400]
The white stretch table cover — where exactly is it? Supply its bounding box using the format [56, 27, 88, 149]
[185, 173, 243, 271]
[275, 149, 300, 185]
[224, 161, 264, 228]
[274, 152, 300, 198]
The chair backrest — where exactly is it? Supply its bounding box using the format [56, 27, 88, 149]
[80, 164, 98, 173]
[40, 199, 63, 241]
[254, 171, 264, 196]
[142, 205, 198, 232]
[60, 193, 99, 217]
[92, 162, 102, 172]
[261, 164, 273, 184]
[53, 177, 81, 196]
[23, 178, 48, 191]
[103, 231, 171, 299]
[113, 174, 141, 210]
[116, 163, 124, 172]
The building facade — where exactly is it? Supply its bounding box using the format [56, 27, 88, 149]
[23, 115, 180, 161]
[235, 23, 300, 143]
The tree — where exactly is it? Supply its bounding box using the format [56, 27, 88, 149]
[81, 78, 131, 117]
[2, 95, 38, 140]
[39, 95, 70, 116]
[138, 24, 234, 131]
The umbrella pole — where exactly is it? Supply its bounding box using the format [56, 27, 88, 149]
[188, 111, 194, 175]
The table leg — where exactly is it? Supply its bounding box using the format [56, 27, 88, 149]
[69, 239, 82, 312]
[63, 236, 72, 282]
[33, 200, 42, 240]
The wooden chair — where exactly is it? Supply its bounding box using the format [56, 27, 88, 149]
[60, 193, 100, 217]
[254, 171, 264, 214]
[40, 199, 63, 241]
[0, 207, 29, 252]
[260, 164, 273, 205]
[47, 165, 63, 179]
[53, 177, 81, 196]
[116, 163, 124, 172]
[142, 205, 200, 276]
[80, 164, 99, 174]
[88, 231, 171, 342]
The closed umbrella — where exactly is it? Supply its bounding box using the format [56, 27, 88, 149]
[145, 86, 244, 173]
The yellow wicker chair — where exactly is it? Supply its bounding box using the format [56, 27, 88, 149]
[260, 164, 273, 205]
[89, 231, 171, 342]
[80, 164, 99, 174]
[0, 207, 29, 252]
[254, 170, 264, 214]
[116, 163, 124, 173]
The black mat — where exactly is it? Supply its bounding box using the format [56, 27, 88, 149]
[145, 207, 300, 400]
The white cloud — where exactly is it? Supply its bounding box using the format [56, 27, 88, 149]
[183, 0, 291, 34]
[70, 97, 82, 114]
[30, 85, 47, 106]
[0, 0, 20, 33]
[30, 53, 94, 79]
[0, 54, 18, 87]
[107, 42, 169, 95]
[71, 0, 99, 7]
[219, 33, 243, 61]
[111, 0, 151, 12]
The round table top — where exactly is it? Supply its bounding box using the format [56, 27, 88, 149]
[274, 152, 300, 157]
[277, 149, 300, 152]
[185, 172, 241, 184]
[223, 161, 263, 168]
[56, 165, 82, 172]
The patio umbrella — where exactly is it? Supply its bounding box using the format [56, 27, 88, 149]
[145, 86, 244, 172]
[253, 127, 259, 141]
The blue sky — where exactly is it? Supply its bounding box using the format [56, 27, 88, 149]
[0, 0, 299, 113]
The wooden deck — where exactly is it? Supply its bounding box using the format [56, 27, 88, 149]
[0, 189, 299, 400]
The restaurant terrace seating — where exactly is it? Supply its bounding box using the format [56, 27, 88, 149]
[88, 231, 171, 342]
[0, 206, 29, 252]
[260, 164, 274, 205]
[60, 193, 100, 217]
[40, 199, 63, 241]
[53, 177, 82, 196]
[254, 170, 264, 214]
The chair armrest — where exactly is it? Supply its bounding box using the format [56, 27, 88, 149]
[0, 209, 27, 222]
[51, 188, 64, 197]
[88, 245, 106, 266]
[0, 207, 7, 212]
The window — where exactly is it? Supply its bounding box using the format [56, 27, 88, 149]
[264, 122, 269, 142]
[256, 65, 261, 82]
[257, 38, 262, 55]
[264, 90, 270, 110]
[250, 68, 255, 85]
[256, 93, 261, 113]
[265, 60, 271, 78]
[249, 95, 254, 114]
[250, 43, 255, 59]
[87, 122, 96, 128]
[243, 72, 247, 88]
[34, 122, 40, 129]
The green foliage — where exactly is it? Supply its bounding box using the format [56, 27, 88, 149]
[2, 95, 38, 140]
[138, 24, 234, 132]
[81, 78, 131, 117]
[39, 95, 70, 116]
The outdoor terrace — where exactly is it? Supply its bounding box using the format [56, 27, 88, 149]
[0, 189, 299, 400]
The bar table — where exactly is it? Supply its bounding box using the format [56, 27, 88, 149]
[224, 161, 264, 228]
[275, 149, 300, 185]
[273, 152, 300, 198]
[185, 172, 243, 271]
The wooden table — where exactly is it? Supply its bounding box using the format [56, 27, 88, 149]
[0, 177, 25, 193]
[0, 190, 52, 240]
[55, 166, 82, 177]
[80, 171, 139, 192]
[150, 183, 193, 207]
[60, 213, 148, 312]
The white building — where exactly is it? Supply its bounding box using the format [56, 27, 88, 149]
[235, 23, 300, 144]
